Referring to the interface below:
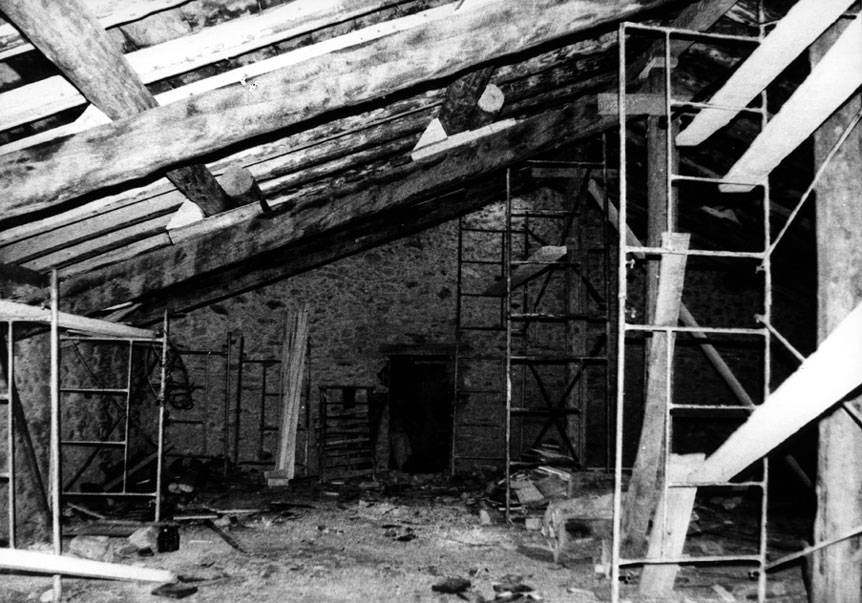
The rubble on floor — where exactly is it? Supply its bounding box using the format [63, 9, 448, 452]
[1, 469, 811, 603]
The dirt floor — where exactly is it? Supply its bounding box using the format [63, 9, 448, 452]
[1, 472, 810, 603]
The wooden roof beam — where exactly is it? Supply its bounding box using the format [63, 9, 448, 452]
[0, 0, 232, 217]
[61, 99, 614, 317]
[0, 0, 678, 223]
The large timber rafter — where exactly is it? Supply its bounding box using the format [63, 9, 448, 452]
[0, 0, 677, 223]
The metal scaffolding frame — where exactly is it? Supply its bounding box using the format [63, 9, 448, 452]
[451, 156, 613, 502]
[611, 19, 771, 603]
[1, 320, 16, 548]
[0, 275, 167, 601]
[59, 333, 167, 512]
[163, 331, 232, 465]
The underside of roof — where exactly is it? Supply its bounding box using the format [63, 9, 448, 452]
[0, 0, 812, 325]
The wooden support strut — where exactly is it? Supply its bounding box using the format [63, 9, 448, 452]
[0, 0, 231, 216]
[621, 232, 690, 557]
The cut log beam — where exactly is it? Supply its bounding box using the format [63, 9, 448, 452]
[219, 166, 268, 212]
[676, 0, 857, 147]
[695, 301, 862, 484]
[0, 548, 175, 583]
[721, 17, 862, 193]
[483, 245, 568, 297]
[622, 232, 690, 557]
[0, 0, 231, 216]
[0, 0, 678, 223]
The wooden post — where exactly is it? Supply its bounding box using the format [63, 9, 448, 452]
[811, 21, 862, 603]
[622, 233, 690, 556]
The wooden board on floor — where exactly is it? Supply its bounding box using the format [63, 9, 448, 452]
[0, 548, 175, 582]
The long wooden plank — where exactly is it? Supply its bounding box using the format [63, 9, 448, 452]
[676, 0, 856, 147]
[483, 245, 567, 296]
[0, 0, 231, 216]
[622, 232, 690, 557]
[0, 548, 175, 583]
[720, 18, 862, 193]
[695, 301, 862, 484]
[0, 300, 156, 339]
[0, 0, 189, 61]
[0, 0, 402, 132]
[0, 0, 675, 223]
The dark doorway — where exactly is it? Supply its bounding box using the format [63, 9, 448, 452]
[388, 355, 453, 473]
